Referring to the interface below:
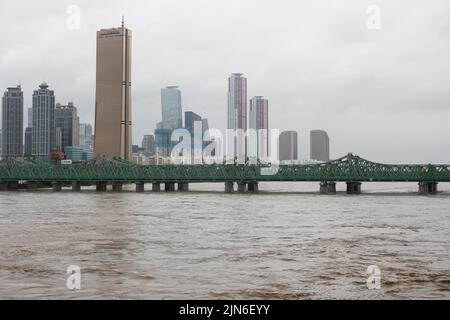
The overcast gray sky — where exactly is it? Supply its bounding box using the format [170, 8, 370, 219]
[1, 0, 449, 163]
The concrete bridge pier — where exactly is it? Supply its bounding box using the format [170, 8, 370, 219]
[247, 182, 259, 193]
[112, 182, 123, 192]
[0, 181, 19, 190]
[26, 181, 38, 190]
[237, 183, 247, 193]
[320, 182, 329, 194]
[96, 181, 107, 192]
[152, 183, 161, 192]
[225, 182, 234, 193]
[136, 182, 145, 193]
[346, 182, 362, 194]
[72, 182, 81, 191]
[320, 182, 337, 194]
[52, 182, 62, 192]
[178, 183, 189, 192]
[419, 182, 438, 195]
[165, 183, 176, 192]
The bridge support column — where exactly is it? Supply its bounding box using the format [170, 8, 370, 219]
[112, 182, 123, 192]
[237, 183, 247, 193]
[327, 182, 336, 194]
[96, 182, 107, 192]
[419, 182, 438, 195]
[26, 181, 38, 190]
[247, 182, 259, 193]
[165, 183, 175, 192]
[152, 183, 161, 192]
[178, 183, 189, 192]
[320, 182, 329, 194]
[225, 182, 234, 193]
[0, 182, 6, 191]
[136, 182, 145, 193]
[346, 182, 362, 194]
[72, 182, 81, 191]
[52, 182, 62, 192]
[320, 182, 336, 194]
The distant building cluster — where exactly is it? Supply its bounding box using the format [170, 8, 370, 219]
[1, 22, 332, 165]
[0, 84, 93, 162]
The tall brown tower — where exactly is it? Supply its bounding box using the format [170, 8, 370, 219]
[94, 19, 132, 160]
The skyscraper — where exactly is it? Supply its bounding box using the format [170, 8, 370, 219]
[1, 85, 23, 158]
[32, 83, 56, 159]
[79, 123, 93, 148]
[279, 131, 298, 162]
[227, 73, 247, 160]
[249, 96, 269, 159]
[94, 20, 132, 160]
[310, 130, 330, 162]
[55, 102, 79, 152]
[161, 86, 183, 130]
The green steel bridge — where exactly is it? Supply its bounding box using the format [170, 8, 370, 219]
[0, 153, 449, 194]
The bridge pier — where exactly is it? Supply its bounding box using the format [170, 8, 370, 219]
[72, 182, 81, 191]
[247, 182, 259, 193]
[237, 183, 247, 193]
[52, 182, 62, 192]
[225, 182, 234, 193]
[136, 182, 145, 193]
[96, 182, 107, 192]
[346, 182, 362, 195]
[26, 181, 38, 190]
[178, 183, 189, 192]
[419, 182, 438, 195]
[112, 182, 123, 192]
[320, 182, 336, 194]
[0, 181, 19, 190]
[165, 183, 176, 192]
[152, 183, 161, 192]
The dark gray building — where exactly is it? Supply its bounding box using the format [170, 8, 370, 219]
[279, 131, 298, 162]
[24, 127, 32, 157]
[55, 102, 79, 152]
[310, 130, 330, 162]
[32, 83, 56, 159]
[1, 85, 23, 158]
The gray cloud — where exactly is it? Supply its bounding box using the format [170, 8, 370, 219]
[1, 0, 449, 163]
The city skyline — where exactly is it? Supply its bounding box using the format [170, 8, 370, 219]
[1, 1, 450, 163]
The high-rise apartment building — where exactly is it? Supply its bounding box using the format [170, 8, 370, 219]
[279, 131, 298, 162]
[249, 96, 269, 159]
[55, 102, 79, 152]
[94, 20, 132, 160]
[32, 83, 56, 159]
[227, 73, 247, 160]
[1, 85, 23, 158]
[310, 130, 330, 162]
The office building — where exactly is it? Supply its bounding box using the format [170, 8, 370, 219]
[161, 86, 183, 130]
[79, 123, 93, 149]
[141, 134, 155, 155]
[55, 102, 79, 152]
[94, 20, 132, 160]
[310, 130, 330, 162]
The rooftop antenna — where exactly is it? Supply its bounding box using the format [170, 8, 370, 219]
[122, 15, 125, 28]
